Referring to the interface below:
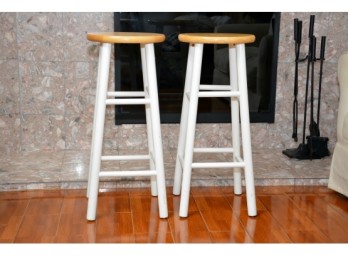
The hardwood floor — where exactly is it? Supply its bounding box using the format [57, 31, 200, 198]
[1, 186, 348, 244]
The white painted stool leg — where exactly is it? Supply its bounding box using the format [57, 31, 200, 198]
[179, 43, 204, 218]
[173, 43, 195, 195]
[236, 43, 257, 217]
[229, 45, 242, 195]
[140, 44, 157, 197]
[87, 43, 111, 221]
[145, 43, 168, 218]
[87, 43, 104, 198]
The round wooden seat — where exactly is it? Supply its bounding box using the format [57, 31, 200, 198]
[178, 33, 255, 45]
[87, 32, 165, 44]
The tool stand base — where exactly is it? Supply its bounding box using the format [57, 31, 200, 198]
[283, 137, 330, 160]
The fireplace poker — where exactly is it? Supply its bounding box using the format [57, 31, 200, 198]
[317, 36, 326, 132]
[301, 15, 315, 146]
[309, 35, 320, 137]
[292, 18, 302, 142]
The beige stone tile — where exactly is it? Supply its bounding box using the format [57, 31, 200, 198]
[0, 60, 20, 115]
[17, 13, 64, 61]
[62, 13, 113, 62]
[0, 13, 17, 59]
[64, 114, 93, 150]
[0, 114, 21, 154]
[19, 61, 65, 115]
[117, 124, 149, 150]
[65, 78, 95, 116]
[21, 114, 65, 151]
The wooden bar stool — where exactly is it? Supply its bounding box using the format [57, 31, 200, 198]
[86, 32, 168, 221]
[173, 33, 257, 218]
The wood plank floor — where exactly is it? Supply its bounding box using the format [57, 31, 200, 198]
[1, 185, 348, 243]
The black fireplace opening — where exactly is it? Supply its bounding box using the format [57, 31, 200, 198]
[114, 12, 280, 124]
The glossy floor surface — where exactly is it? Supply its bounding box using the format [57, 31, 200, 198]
[1, 185, 348, 243]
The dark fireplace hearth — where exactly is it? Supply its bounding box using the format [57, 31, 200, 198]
[114, 12, 280, 124]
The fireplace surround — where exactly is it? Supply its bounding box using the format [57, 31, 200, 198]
[114, 12, 280, 124]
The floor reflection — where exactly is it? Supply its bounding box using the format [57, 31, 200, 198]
[1, 186, 348, 243]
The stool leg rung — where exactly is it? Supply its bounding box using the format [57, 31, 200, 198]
[199, 85, 233, 91]
[105, 98, 151, 105]
[101, 155, 150, 161]
[107, 91, 146, 97]
[191, 161, 245, 169]
[193, 147, 234, 153]
[198, 91, 240, 98]
[99, 170, 157, 177]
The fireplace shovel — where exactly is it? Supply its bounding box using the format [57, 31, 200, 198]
[306, 35, 330, 160]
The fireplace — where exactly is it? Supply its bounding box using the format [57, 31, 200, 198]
[114, 12, 280, 124]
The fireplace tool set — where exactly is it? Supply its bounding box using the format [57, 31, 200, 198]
[283, 15, 330, 160]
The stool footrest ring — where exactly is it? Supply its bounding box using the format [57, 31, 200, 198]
[193, 147, 234, 153]
[107, 91, 146, 97]
[101, 155, 150, 161]
[99, 170, 157, 177]
[105, 98, 151, 105]
[199, 85, 233, 90]
[191, 161, 245, 169]
[198, 91, 240, 98]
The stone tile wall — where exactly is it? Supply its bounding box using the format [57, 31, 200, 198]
[0, 12, 346, 154]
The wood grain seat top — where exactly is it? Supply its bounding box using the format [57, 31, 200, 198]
[178, 33, 255, 44]
[87, 32, 165, 44]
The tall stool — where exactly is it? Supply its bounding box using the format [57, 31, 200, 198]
[173, 33, 257, 218]
[86, 32, 168, 221]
